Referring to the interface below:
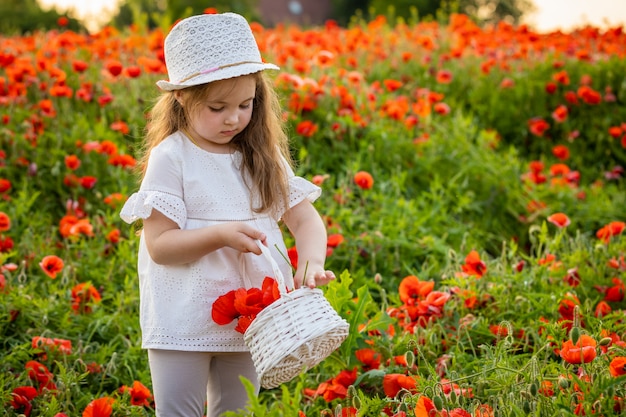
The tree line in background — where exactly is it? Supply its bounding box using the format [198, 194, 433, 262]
[1, 0, 533, 34]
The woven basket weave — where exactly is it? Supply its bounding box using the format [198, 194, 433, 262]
[243, 240, 350, 389]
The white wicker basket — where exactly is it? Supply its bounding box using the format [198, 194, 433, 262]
[243, 240, 350, 389]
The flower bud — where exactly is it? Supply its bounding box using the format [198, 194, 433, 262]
[433, 395, 444, 411]
[570, 326, 581, 345]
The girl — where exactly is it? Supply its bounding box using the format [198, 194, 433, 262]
[120, 12, 335, 417]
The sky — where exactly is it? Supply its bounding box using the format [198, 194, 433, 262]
[38, 0, 626, 33]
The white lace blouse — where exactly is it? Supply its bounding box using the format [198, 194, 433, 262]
[120, 131, 321, 351]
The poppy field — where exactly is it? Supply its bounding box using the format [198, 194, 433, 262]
[1, 10, 626, 417]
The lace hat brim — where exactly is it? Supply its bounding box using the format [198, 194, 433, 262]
[156, 62, 280, 91]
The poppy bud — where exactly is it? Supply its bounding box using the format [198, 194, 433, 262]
[433, 395, 444, 411]
[570, 327, 581, 345]
[404, 350, 415, 368]
[558, 376, 569, 389]
[449, 388, 457, 404]
[599, 337, 612, 346]
[529, 382, 538, 396]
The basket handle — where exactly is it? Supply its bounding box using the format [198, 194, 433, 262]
[253, 239, 290, 294]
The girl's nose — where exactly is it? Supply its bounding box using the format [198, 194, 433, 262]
[225, 111, 238, 125]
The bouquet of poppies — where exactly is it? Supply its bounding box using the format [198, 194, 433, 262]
[211, 276, 281, 334]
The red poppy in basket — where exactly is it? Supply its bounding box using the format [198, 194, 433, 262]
[211, 277, 280, 334]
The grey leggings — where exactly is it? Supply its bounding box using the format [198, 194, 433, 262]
[147, 349, 260, 417]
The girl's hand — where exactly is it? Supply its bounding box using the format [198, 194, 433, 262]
[219, 222, 267, 255]
[295, 266, 336, 289]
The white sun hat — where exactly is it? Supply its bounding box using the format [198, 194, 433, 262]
[156, 13, 280, 91]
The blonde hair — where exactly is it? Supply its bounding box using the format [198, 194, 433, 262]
[138, 72, 293, 215]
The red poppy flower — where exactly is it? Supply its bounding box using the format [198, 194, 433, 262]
[0, 211, 10, 232]
[596, 221, 626, 243]
[595, 277, 625, 302]
[558, 293, 580, 321]
[489, 324, 509, 337]
[295, 120, 318, 137]
[80, 176, 97, 189]
[547, 212, 570, 228]
[610, 131, 625, 148]
[103, 193, 126, 207]
[64, 154, 81, 170]
[398, 275, 434, 305]
[552, 144, 570, 160]
[233, 287, 264, 316]
[327, 233, 344, 248]
[434, 102, 450, 115]
[72, 60, 88, 73]
[355, 348, 381, 370]
[261, 276, 280, 306]
[105, 60, 123, 77]
[108, 153, 137, 168]
[500, 78, 515, 89]
[124, 66, 142, 78]
[39, 255, 64, 279]
[551, 105, 568, 123]
[461, 250, 487, 278]
[0, 178, 12, 193]
[577, 85, 602, 105]
[545, 82, 557, 94]
[553, 70, 570, 85]
[110, 120, 130, 135]
[528, 117, 550, 137]
[435, 69, 453, 84]
[59, 215, 94, 238]
[609, 357, 626, 377]
[595, 300, 612, 318]
[32, 336, 72, 356]
[71, 282, 102, 313]
[120, 381, 152, 406]
[0, 236, 14, 253]
[235, 315, 255, 334]
[25, 360, 57, 392]
[563, 267, 581, 287]
[383, 373, 418, 397]
[441, 378, 474, 398]
[83, 397, 114, 417]
[560, 335, 597, 364]
[11, 386, 38, 416]
[287, 246, 298, 269]
[310, 368, 357, 401]
[107, 229, 120, 244]
[383, 78, 403, 92]
[354, 171, 374, 189]
[211, 290, 239, 325]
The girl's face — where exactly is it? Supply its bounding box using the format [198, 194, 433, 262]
[181, 75, 256, 153]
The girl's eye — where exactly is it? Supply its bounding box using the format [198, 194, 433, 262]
[240, 103, 252, 109]
[209, 107, 224, 112]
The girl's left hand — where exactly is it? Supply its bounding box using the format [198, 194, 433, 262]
[295, 268, 336, 289]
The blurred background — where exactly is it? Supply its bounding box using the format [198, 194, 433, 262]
[1, 0, 625, 35]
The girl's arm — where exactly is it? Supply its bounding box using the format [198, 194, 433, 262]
[282, 199, 335, 288]
[143, 209, 266, 265]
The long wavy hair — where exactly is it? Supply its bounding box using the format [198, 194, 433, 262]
[138, 72, 293, 215]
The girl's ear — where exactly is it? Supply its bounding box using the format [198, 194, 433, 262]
[174, 91, 184, 106]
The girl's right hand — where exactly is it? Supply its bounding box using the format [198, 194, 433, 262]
[219, 222, 267, 255]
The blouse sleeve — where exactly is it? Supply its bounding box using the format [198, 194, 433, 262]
[120, 143, 187, 229]
[284, 161, 321, 208]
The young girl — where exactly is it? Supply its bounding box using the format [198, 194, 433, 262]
[120, 12, 335, 417]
